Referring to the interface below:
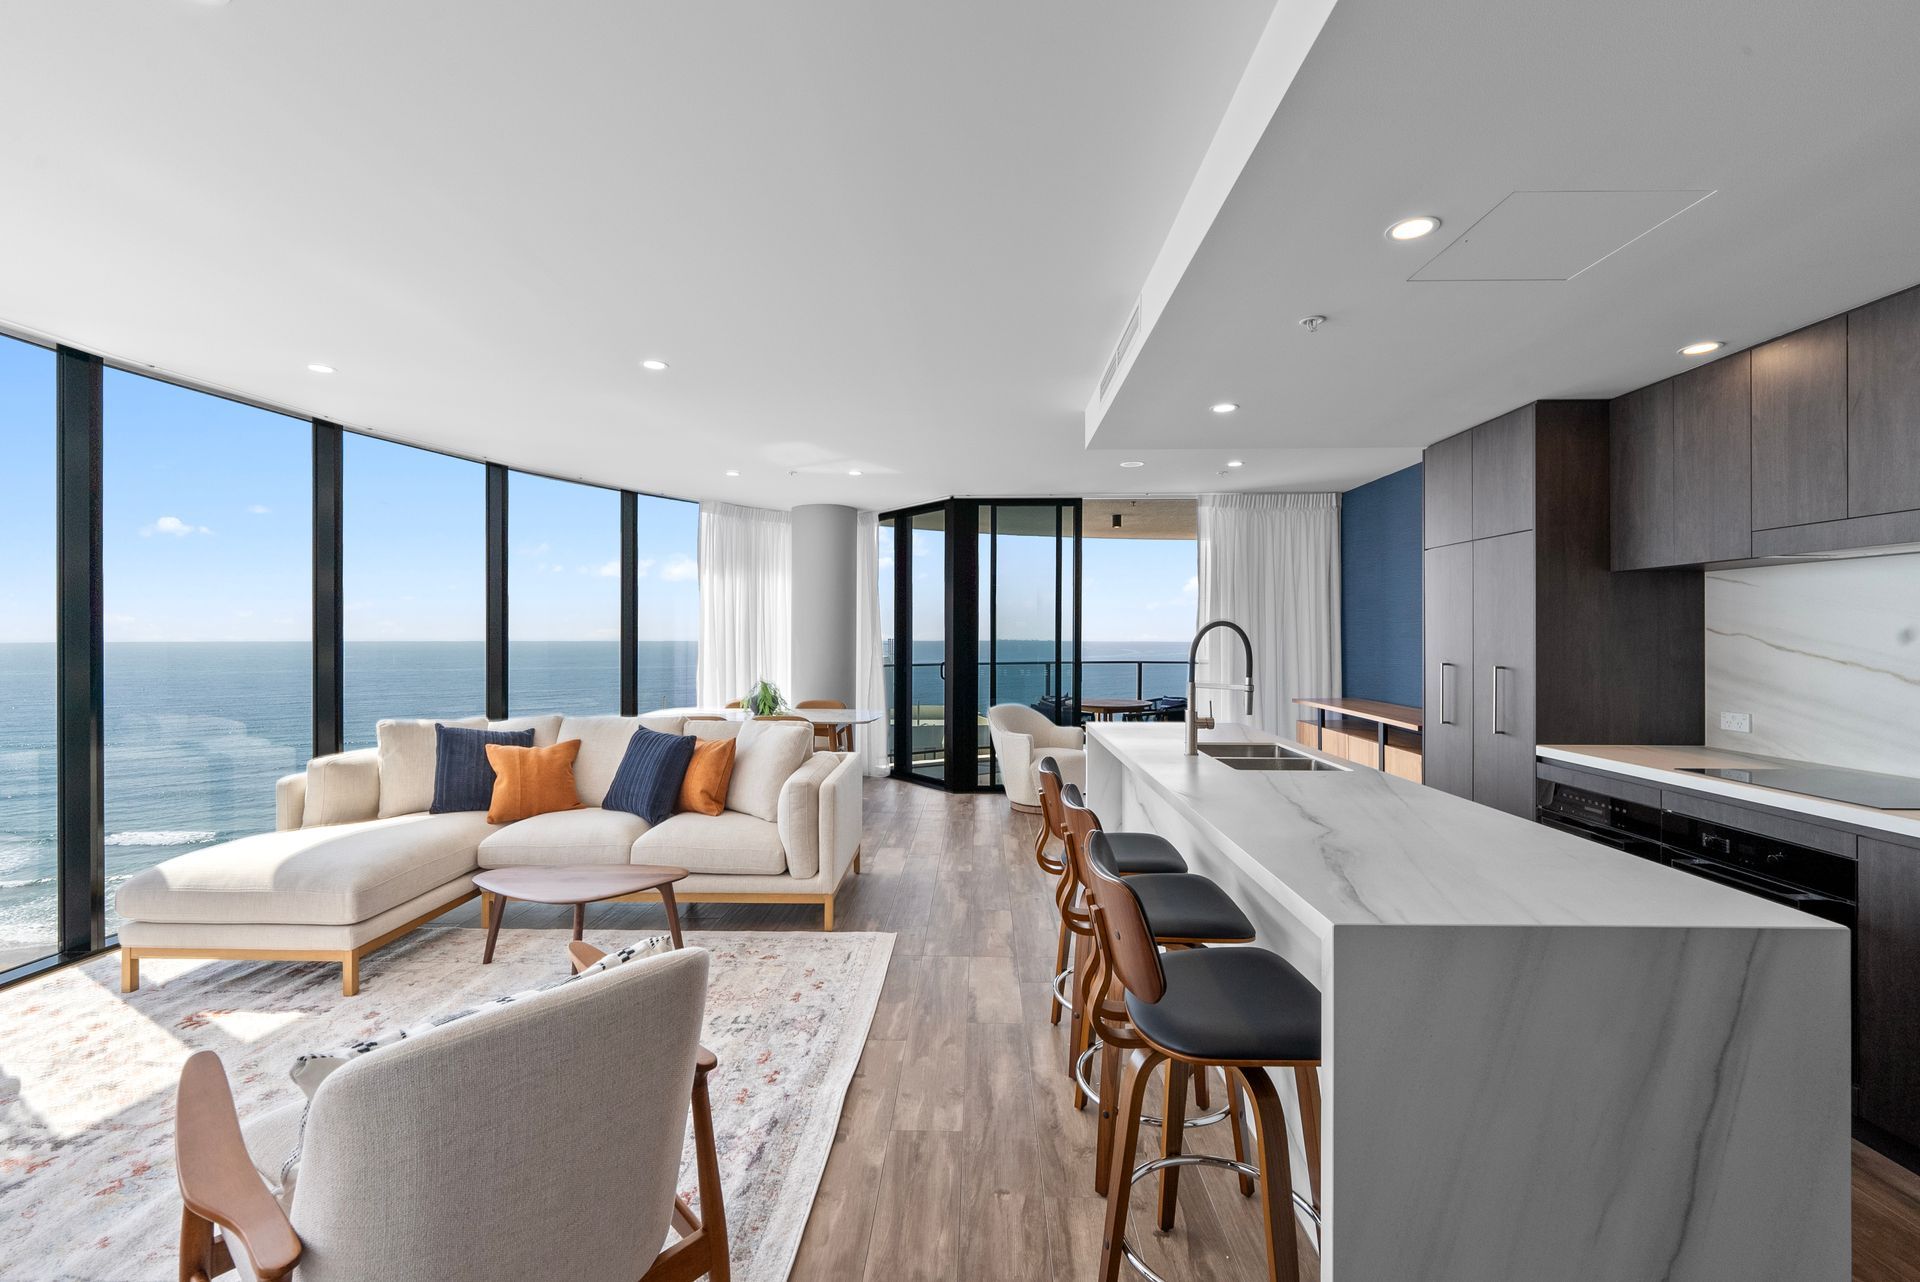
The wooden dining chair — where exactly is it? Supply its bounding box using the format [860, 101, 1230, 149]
[796, 699, 850, 752]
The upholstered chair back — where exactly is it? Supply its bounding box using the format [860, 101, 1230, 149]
[285, 948, 710, 1282]
[987, 702, 1052, 740]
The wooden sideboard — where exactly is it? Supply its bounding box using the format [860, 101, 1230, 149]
[1293, 697, 1424, 783]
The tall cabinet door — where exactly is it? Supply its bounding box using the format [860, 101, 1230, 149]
[1859, 835, 1920, 1148]
[1609, 382, 1674, 569]
[1848, 284, 1920, 518]
[1422, 541, 1475, 799]
[1671, 350, 1753, 563]
[1472, 531, 1538, 817]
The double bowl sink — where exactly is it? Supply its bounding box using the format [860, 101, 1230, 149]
[1196, 741, 1345, 772]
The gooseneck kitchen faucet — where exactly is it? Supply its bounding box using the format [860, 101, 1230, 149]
[1186, 619, 1254, 755]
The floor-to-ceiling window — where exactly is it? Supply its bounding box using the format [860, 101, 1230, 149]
[0, 338, 56, 973]
[631, 493, 699, 711]
[877, 518, 896, 768]
[342, 435, 486, 747]
[102, 371, 311, 936]
[980, 503, 1078, 786]
[508, 472, 620, 715]
[1080, 499, 1197, 705]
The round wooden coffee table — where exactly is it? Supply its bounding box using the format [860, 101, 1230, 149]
[472, 864, 689, 962]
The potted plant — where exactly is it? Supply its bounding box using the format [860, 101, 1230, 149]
[742, 678, 788, 717]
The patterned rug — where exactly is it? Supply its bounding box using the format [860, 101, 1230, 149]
[0, 925, 893, 1282]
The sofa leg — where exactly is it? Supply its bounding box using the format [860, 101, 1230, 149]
[821, 897, 835, 932]
[120, 949, 139, 994]
[852, 847, 862, 875]
[340, 952, 361, 997]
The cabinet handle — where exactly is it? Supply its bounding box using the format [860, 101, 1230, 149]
[1491, 665, 1509, 736]
[1440, 662, 1457, 726]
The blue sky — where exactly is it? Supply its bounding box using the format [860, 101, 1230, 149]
[0, 337, 698, 643]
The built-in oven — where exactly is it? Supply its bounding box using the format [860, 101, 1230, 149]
[1534, 778, 1667, 862]
[1660, 813, 1857, 929]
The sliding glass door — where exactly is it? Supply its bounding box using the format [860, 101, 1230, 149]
[981, 502, 1080, 787]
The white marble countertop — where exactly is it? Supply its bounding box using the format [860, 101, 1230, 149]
[1539, 743, 1920, 844]
[1088, 722, 1831, 936]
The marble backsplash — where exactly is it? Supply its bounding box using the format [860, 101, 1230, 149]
[1705, 552, 1920, 776]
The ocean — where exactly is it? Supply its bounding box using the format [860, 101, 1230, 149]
[0, 637, 1186, 966]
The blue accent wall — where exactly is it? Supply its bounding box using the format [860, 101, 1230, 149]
[1341, 464, 1423, 707]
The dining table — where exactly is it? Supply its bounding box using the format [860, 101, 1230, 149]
[1079, 696, 1154, 721]
[652, 705, 886, 751]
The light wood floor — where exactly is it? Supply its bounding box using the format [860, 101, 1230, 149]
[448, 778, 1920, 1281]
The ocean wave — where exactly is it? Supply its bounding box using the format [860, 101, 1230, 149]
[105, 830, 218, 848]
[0, 875, 52, 891]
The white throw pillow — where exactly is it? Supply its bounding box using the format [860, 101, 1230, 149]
[726, 720, 813, 822]
[375, 716, 485, 818]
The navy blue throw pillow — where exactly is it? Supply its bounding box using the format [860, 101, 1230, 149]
[603, 726, 697, 825]
[431, 724, 535, 814]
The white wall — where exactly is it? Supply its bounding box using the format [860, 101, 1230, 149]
[790, 504, 857, 705]
[1704, 552, 1920, 775]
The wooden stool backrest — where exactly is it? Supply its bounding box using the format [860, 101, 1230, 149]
[1036, 757, 1069, 841]
[1084, 830, 1168, 1004]
[1057, 782, 1101, 896]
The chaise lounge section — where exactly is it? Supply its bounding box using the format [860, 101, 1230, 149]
[115, 712, 862, 994]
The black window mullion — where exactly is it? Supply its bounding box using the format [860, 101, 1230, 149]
[312, 421, 345, 758]
[485, 464, 509, 719]
[54, 346, 104, 956]
[620, 490, 639, 716]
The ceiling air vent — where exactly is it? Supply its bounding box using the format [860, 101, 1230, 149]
[1098, 298, 1143, 402]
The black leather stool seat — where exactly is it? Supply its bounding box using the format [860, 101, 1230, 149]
[1126, 874, 1255, 942]
[1102, 831, 1188, 875]
[1126, 947, 1321, 1064]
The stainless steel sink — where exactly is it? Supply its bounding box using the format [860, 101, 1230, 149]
[1197, 742, 1344, 771]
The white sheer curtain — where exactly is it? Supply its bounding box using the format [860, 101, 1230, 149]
[1195, 493, 1342, 734]
[853, 511, 890, 777]
[696, 502, 792, 707]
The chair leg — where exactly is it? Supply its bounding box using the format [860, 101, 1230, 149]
[1069, 943, 1100, 1108]
[1098, 1049, 1164, 1282]
[1094, 1035, 1121, 1194]
[1228, 1070, 1255, 1197]
[1192, 1058, 1212, 1111]
[1159, 1060, 1191, 1231]
[1293, 1064, 1323, 1216]
[1238, 1067, 1302, 1282]
[1049, 917, 1071, 1026]
[340, 952, 360, 997]
[120, 949, 139, 994]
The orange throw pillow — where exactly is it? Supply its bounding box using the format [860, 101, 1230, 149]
[678, 737, 737, 816]
[485, 739, 584, 824]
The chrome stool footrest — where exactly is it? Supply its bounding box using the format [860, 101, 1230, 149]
[1117, 1154, 1320, 1282]
[1074, 1043, 1230, 1130]
[1052, 964, 1076, 1014]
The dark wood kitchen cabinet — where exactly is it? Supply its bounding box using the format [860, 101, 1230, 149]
[1423, 428, 1473, 549]
[1859, 834, 1920, 1148]
[1422, 402, 1703, 817]
[1847, 284, 1920, 519]
[1751, 316, 1848, 529]
[1609, 381, 1675, 570]
[1670, 349, 1752, 563]
[1421, 540, 1474, 800]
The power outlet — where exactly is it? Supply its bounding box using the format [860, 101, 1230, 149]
[1719, 711, 1752, 734]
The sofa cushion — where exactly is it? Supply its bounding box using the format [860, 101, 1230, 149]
[479, 807, 651, 868]
[489, 714, 564, 747]
[113, 811, 494, 927]
[302, 748, 381, 828]
[431, 725, 535, 814]
[633, 810, 787, 875]
[637, 713, 686, 736]
[556, 715, 642, 807]
[603, 727, 697, 825]
[485, 740, 584, 825]
[377, 716, 485, 817]
[726, 720, 813, 822]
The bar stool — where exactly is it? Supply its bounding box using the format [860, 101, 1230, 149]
[1034, 757, 1186, 1031]
[1057, 788, 1257, 1194]
[1084, 835, 1323, 1282]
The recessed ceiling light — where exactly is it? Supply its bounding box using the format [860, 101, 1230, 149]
[724, 469, 740, 477]
[306, 363, 335, 374]
[1211, 402, 1238, 414]
[640, 359, 669, 371]
[848, 469, 863, 477]
[1678, 340, 1725, 357]
[1386, 216, 1442, 241]
[1120, 460, 1145, 469]
[1227, 459, 1245, 469]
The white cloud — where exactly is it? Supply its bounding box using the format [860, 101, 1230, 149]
[1182, 575, 1198, 595]
[247, 504, 271, 515]
[577, 560, 621, 578]
[520, 542, 551, 557]
[660, 555, 697, 582]
[141, 515, 212, 537]
[635, 557, 657, 578]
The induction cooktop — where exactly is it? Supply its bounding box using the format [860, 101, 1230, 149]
[1677, 764, 1920, 810]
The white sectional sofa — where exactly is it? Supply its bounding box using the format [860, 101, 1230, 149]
[114, 712, 862, 995]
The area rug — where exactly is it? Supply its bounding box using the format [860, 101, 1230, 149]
[0, 925, 893, 1282]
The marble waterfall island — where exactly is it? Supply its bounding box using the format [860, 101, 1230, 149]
[1085, 722, 1849, 1282]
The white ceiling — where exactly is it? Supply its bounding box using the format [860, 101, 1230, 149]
[0, 0, 1299, 512]
[1090, 0, 1920, 458]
